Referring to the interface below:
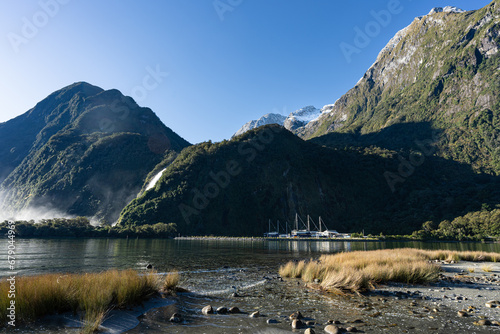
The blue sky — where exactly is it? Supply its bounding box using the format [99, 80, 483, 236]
[0, 0, 493, 143]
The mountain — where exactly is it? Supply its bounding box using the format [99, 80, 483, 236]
[283, 106, 323, 131]
[234, 106, 326, 137]
[300, 1, 500, 175]
[0, 82, 190, 223]
[119, 125, 500, 236]
[233, 113, 287, 137]
[119, 1, 500, 237]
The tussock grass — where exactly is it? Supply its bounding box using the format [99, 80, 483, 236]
[480, 264, 493, 272]
[162, 271, 180, 291]
[279, 249, 499, 293]
[0, 269, 173, 330]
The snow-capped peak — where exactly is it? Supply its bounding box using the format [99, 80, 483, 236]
[233, 106, 323, 136]
[233, 113, 287, 137]
[288, 106, 321, 123]
[428, 6, 465, 15]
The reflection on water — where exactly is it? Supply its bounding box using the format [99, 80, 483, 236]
[1, 238, 499, 278]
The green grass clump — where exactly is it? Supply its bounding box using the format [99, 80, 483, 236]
[0, 269, 173, 330]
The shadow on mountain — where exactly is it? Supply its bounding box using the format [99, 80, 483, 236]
[120, 124, 500, 236]
[308, 121, 500, 232]
[311, 121, 442, 151]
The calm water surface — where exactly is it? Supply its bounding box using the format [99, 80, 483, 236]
[2, 238, 499, 278]
[3, 239, 499, 333]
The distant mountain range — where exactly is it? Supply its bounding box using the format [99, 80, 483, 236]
[234, 105, 333, 137]
[1, 1, 500, 238]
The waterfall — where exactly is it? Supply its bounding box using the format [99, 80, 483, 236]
[145, 168, 166, 191]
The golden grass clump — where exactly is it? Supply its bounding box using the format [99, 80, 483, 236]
[480, 264, 493, 272]
[162, 271, 180, 291]
[0, 269, 169, 329]
[279, 248, 500, 293]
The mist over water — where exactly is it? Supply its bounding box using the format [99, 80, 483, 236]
[0, 189, 75, 222]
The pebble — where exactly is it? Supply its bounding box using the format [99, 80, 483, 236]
[346, 327, 358, 332]
[324, 324, 342, 334]
[202, 305, 214, 315]
[267, 318, 279, 324]
[289, 311, 303, 320]
[457, 310, 468, 317]
[485, 300, 500, 308]
[249, 311, 260, 318]
[169, 313, 182, 323]
[216, 306, 228, 314]
[304, 329, 316, 334]
[228, 306, 240, 314]
[291, 319, 304, 329]
[474, 319, 492, 326]
[327, 320, 341, 324]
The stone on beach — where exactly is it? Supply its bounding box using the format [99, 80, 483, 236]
[169, 313, 182, 323]
[485, 300, 500, 308]
[202, 305, 214, 315]
[228, 306, 240, 314]
[474, 319, 492, 326]
[291, 318, 304, 329]
[304, 328, 316, 334]
[324, 324, 342, 333]
[249, 310, 260, 318]
[289, 311, 303, 320]
[216, 307, 228, 314]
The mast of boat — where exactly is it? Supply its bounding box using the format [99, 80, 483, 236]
[268, 219, 271, 234]
[319, 216, 322, 232]
[319, 216, 328, 231]
[277, 220, 280, 234]
[307, 215, 310, 231]
[295, 213, 298, 230]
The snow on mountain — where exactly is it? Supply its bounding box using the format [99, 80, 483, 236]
[233, 113, 287, 137]
[428, 6, 465, 15]
[234, 106, 326, 136]
[283, 106, 322, 131]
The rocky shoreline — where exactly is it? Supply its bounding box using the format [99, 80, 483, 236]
[125, 260, 500, 333]
[13, 259, 500, 333]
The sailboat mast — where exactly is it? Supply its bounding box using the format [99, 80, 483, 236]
[307, 215, 310, 231]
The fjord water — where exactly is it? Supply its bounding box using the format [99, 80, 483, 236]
[3, 238, 500, 279]
[3, 239, 500, 333]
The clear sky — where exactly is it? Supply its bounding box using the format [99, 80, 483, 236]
[0, 0, 493, 143]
